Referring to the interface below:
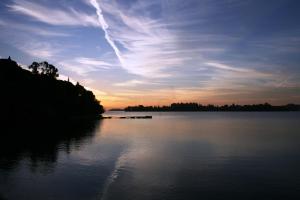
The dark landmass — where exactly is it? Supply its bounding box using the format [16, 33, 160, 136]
[0, 57, 104, 122]
[109, 108, 124, 111]
[125, 102, 300, 112]
[101, 115, 152, 119]
[0, 57, 104, 173]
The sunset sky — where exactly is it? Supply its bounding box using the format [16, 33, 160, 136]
[0, 0, 300, 108]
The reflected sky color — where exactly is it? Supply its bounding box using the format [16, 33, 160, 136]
[1, 112, 300, 200]
[0, 0, 300, 108]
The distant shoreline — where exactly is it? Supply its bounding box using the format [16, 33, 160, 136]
[124, 103, 300, 112]
[122, 110, 300, 112]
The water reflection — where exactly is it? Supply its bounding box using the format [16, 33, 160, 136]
[1, 112, 300, 200]
[0, 119, 101, 172]
[97, 112, 300, 200]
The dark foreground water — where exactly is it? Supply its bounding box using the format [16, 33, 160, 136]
[1, 112, 300, 200]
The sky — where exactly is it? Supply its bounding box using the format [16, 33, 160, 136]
[0, 0, 300, 108]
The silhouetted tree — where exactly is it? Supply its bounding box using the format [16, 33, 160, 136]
[28, 61, 40, 75]
[40, 62, 58, 78]
[28, 61, 59, 78]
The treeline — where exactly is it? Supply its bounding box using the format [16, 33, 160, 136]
[125, 102, 300, 112]
[0, 57, 104, 122]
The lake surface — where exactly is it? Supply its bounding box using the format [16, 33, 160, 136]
[1, 112, 300, 200]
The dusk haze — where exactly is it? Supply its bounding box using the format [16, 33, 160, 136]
[1, 1, 300, 200]
[1, 0, 300, 108]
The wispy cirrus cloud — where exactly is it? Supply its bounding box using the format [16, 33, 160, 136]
[21, 26, 70, 37]
[75, 57, 112, 69]
[0, 19, 70, 37]
[2, 0, 300, 107]
[60, 57, 112, 77]
[88, 0, 205, 77]
[205, 62, 252, 73]
[200, 61, 300, 96]
[203, 62, 281, 88]
[87, 0, 247, 79]
[16, 41, 60, 59]
[85, 0, 296, 106]
[8, 0, 99, 27]
[204, 62, 274, 78]
[114, 79, 148, 87]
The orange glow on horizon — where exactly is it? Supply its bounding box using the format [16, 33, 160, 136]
[98, 94, 297, 110]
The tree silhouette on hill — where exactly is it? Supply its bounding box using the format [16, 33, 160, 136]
[28, 61, 59, 78]
[0, 57, 104, 122]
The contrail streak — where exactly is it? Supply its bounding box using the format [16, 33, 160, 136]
[90, 0, 124, 66]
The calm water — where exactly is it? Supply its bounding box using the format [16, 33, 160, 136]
[1, 112, 300, 200]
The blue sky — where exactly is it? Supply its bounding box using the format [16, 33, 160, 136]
[0, 0, 300, 108]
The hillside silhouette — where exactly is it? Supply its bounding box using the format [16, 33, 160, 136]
[125, 102, 300, 112]
[0, 57, 104, 123]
